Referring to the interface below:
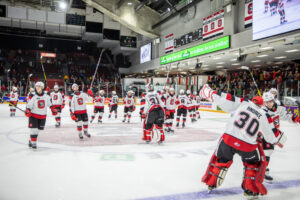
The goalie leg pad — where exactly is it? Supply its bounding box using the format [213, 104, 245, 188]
[242, 162, 267, 195]
[202, 153, 233, 188]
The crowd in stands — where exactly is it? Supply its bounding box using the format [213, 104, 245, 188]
[208, 64, 300, 99]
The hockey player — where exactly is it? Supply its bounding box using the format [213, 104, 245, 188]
[26, 88, 35, 102]
[25, 82, 57, 149]
[264, 0, 269, 13]
[200, 84, 286, 198]
[176, 89, 189, 128]
[8, 86, 19, 117]
[261, 91, 300, 181]
[278, 0, 287, 24]
[140, 92, 146, 121]
[90, 90, 105, 123]
[108, 91, 119, 119]
[123, 90, 135, 123]
[191, 91, 198, 122]
[50, 85, 65, 127]
[70, 83, 92, 139]
[141, 84, 165, 143]
[164, 88, 177, 133]
[195, 91, 201, 119]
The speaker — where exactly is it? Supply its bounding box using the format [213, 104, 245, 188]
[0, 5, 6, 17]
[237, 54, 247, 62]
[195, 63, 202, 69]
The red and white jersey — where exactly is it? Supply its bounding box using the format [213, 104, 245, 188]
[165, 94, 177, 111]
[142, 90, 164, 114]
[70, 92, 91, 114]
[9, 91, 19, 102]
[186, 95, 195, 108]
[26, 93, 52, 119]
[109, 95, 119, 106]
[50, 91, 64, 106]
[26, 92, 35, 103]
[94, 95, 105, 108]
[263, 103, 295, 129]
[213, 92, 281, 151]
[278, 2, 284, 11]
[191, 95, 197, 106]
[176, 95, 188, 109]
[123, 96, 135, 108]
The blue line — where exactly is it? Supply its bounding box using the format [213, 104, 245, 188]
[136, 179, 300, 200]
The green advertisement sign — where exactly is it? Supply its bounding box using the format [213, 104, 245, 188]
[160, 35, 230, 65]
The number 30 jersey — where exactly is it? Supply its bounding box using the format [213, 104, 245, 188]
[70, 92, 91, 114]
[143, 91, 164, 114]
[26, 93, 52, 119]
[213, 92, 281, 151]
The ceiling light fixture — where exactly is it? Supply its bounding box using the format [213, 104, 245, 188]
[216, 62, 225, 64]
[285, 49, 299, 53]
[274, 56, 287, 59]
[232, 63, 241, 65]
[260, 46, 273, 50]
[257, 54, 268, 58]
[59, 1, 67, 10]
[251, 60, 261, 63]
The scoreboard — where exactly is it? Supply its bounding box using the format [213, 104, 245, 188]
[174, 28, 202, 48]
[120, 36, 137, 48]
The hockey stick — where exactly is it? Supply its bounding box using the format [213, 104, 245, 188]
[90, 49, 105, 89]
[40, 56, 47, 83]
[240, 66, 262, 97]
[25, 73, 33, 96]
[1, 98, 25, 112]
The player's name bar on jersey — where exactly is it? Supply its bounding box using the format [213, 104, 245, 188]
[41, 52, 56, 58]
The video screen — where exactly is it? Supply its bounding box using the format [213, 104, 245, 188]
[140, 43, 151, 64]
[253, 0, 300, 40]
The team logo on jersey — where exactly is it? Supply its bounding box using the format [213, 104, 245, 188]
[37, 100, 45, 109]
[234, 142, 240, 147]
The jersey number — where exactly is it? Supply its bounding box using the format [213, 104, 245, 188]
[149, 97, 159, 105]
[77, 98, 83, 105]
[113, 98, 118, 104]
[234, 111, 259, 136]
[37, 100, 45, 109]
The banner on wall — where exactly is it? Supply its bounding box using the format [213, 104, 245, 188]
[165, 33, 174, 54]
[244, 0, 253, 28]
[202, 9, 224, 41]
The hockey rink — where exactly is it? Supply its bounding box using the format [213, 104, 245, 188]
[0, 104, 300, 200]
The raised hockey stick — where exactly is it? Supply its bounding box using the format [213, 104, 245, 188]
[25, 73, 33, 96]
[240, 66, 262, 97]
[40, 56, 47, 83]
[90, 49, 105, 89]
[1, 98, 25, 112]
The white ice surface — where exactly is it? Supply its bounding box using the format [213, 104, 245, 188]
[0, 104, 300, 200]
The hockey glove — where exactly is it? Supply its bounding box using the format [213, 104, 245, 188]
[292, 115, 300, 123]
[200, 84, 216, 101]
[142, 114, 145, 119]
[133, 106, 136, 111]
[62, 104, 65, 109]
[51, 107, 58, 116]
[25, 109, 31, 117]
[71, 114, 77, 121]
[165, 110, 171, 117]
[87, 88, 93, 96]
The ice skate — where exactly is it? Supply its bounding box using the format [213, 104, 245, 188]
[176, 122, 179, 127]
[182, 122, 185, 128]
[84, 131, 91, 138]
[115, 115, 117, 119]
[108, 114, 111, 119]
[55, 122, 60, 128]
[122, 119, 126, 123]
[243, 189, 259, 199]
[28, 140, 32, 148]
[264, 168, 273, 182]
[98, 120, 102, 123]
[169, 128, 174, 133]
[79, 132, 84, 140]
